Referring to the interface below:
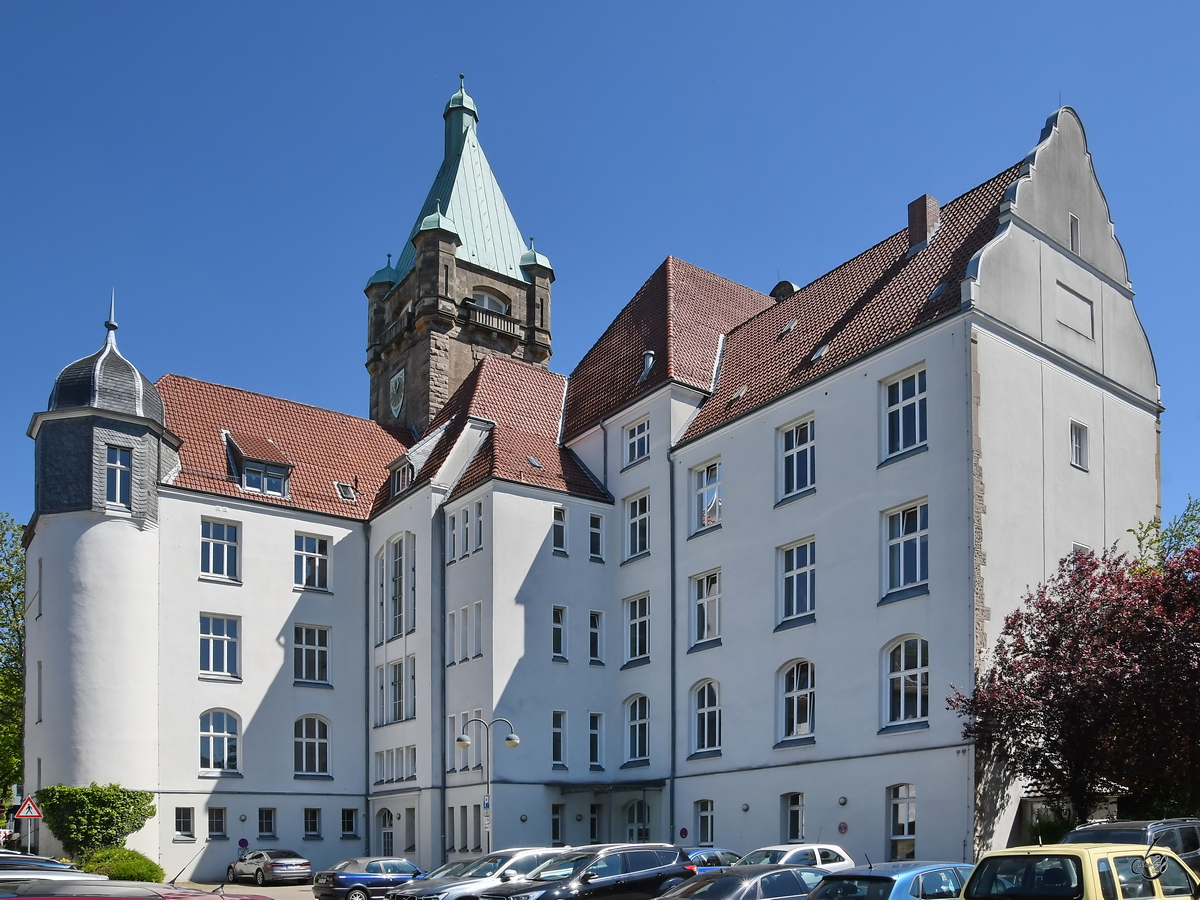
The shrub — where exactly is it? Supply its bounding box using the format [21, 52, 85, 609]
[35, 783, 156, 857]
[81, 847, 165, 882]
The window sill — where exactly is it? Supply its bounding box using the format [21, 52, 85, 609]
[878, 720, 929, 735]
[620, 759, 650, 769]
[620, 551, 651, 567]
[878, 444, 928, 469]
[774, 613, 815, 632]
[620, 657, 650, 671]
[687, 638, 722, 654]
[293, 585, 333, 595]
[589, 764, 605, 772]
[258, 835, 278, 841]
[774, 487, 816, 509]
[199, 674, 242, 684]
[446, 558, 455, 566]
[341, 834, 360, 840]
[552, 763, 568, 771]
[387, 633, 404, 644]
[687, 523, 722, 541]
[198, 771, 242, 779]
[878, 584, 930, 606]
[552, 549, 568, 558]
[446, 661, 455, 667]
[294, 773, 334, 781]
[774, 736, 816, 749]
[552, 655, 569, 664]
[198, 575, 241, 586]
[590, 556, 604, 564]
[687, 749, 722, 761]
[1070, 462, 1090, 473]
[302, 835, 324, 841]
[172, 837, 197, 844]
[620, 456, 650, 474]
[473, 652, 484, 659]
[589, 659, 605, 667]
[294, 680, 333, 689]
[206, 835, 229, 841]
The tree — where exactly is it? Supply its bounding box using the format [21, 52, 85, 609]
[0, 514, 24, 796]
[36, 783, 156, 858]
[950, 545, 1200, 821]
[1130, 496, 1200, 570]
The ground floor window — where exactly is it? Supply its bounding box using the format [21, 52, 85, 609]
[889, 784, 916, 860]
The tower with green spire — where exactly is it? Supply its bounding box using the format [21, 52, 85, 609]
[365, 77, 554, 436]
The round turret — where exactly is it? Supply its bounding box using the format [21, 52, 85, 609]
[417, 200, 460, 241]
[366, 253, 398, 289]
[519, 236, 553, 273]
[443, 73, 478, 121]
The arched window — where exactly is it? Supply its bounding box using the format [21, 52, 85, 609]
[199, 709, 239, 771]
[781, 661, 815, 738]
[694, 681, 721, 752]
[627, 695, 649, 762]
[886, 637, 929, 723]
[378, 808, 394, 857]
[626, 800, 649, 842]
[294, 716, 330, 774]
[472, 290, 509, 314]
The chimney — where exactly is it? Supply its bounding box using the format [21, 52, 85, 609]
[908, 194, 940, 247]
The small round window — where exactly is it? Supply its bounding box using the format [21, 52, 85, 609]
[473, 291, 508, 314]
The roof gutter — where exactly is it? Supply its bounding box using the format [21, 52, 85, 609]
[668, 452, 678, 846]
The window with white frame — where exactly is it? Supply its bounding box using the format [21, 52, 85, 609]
[244, 461, 288, 496]
[781, 540, 816, 620]
[258, 808, 275, 837]
[626, 419, 650, 466]
[626, 595, 649, 662]
[200, 615, 238, 677]
[375, 667, 384, 726]
[552, 507, 567, 553]
[342, 808, 358, 836]
[887, 637, 929, 723]
[304, 807, 321, 838]
[589, 712, 603, 768]
[294, 716, 330, 775]
[446, 611, 456, 664]
[694, 461, 722, 530]
[589, 514, 603, 560]
[589, 611, 602, 663]
[781, 420, 815, 497]
[460, 507, 470, 556]
[175, 807, 194, 839]
[390, 662, 403, 722]
[471, 708, 482, 768]
[552, 710, 566, 767]
[627, 695, 649, 762]
[459, 711, 470, 770]
[626, 800, 649, 842]
[694, 681, 721, 752]
[446, 716, 456, 770]
[473, 290, 508, 313]
[552, 606, 567, 660]
[392, 462, 415, 497]
[1070, 420, 1089, 471]
[627, 493, 650, 557]
[293, 625, 329, 684]
[1069, 213, 1080, 254]
[447, 514, 457, 560]
[696, 800, 714, 847]
[693, 570, 720, 644]
[375, 552, 385, 644]
[459, 606, 469, 661]
[405, 746, 416, 780]
[784, 793, 805, 842]
[390, 537, 404, 636]
[473, 601, 482, 656]
[405, 656, 416, 718]
[887, 503, 928, 591]
[888, 784, 916, 860]
[105, 446, 132, 508]
[781, 660, 815, 738]
[294, 534, 329, 589]
[199, 709, 238, 771]
[475, 500, 484, 548]
[380, 808, 395, 856]
[885, 369, 927, 457]
[208, 807, 226, 838]
[200, 519, 238, 579]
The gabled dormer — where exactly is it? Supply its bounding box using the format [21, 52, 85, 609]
[224, 430, 293, 499]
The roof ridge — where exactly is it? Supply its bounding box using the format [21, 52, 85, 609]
[567, 258, 671, 380]
[157, 373, 375, 423]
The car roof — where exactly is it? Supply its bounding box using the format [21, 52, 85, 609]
[747, 845, 841, 853]
[981, 844, 1191, 858]
[697, 865, 806, 876]
[831, 862, 969, 877]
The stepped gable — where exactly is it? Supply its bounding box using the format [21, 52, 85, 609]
[563, 256, 772, 442]
[158, 374, 408, 519]
[680, 163, 1023, 443]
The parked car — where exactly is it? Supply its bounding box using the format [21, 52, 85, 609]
[735, 848, 854, 872]
[8, 882, 269, 898]
[682, 851, 742, 874]
[807, 862, 973, 900]
[478, 844, 696, 900]
[1062, 820, 1200, 876]
[388, 849, 562, 900]
[660, 864, 826, 900]
[415, 861, 478, 881]
[228, 849, 312, 885]
[314, 858, 425, 900]
[0, 872, 109, 883]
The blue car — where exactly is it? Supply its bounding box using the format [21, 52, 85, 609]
[313, 857, 425, 900]
[805, 862, 974, 900]
[684, 849, 744, 873]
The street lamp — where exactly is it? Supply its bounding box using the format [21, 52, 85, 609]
[456, 716, 520, 852]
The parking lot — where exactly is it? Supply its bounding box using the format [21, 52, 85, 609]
[182, 882, 315, 899]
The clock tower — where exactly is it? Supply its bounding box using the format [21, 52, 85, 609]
[364, 78, 554, 437]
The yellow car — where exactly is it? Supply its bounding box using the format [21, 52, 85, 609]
[964, 844, 1199, 900]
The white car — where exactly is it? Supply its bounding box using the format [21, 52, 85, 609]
[734, 845, 855, 871]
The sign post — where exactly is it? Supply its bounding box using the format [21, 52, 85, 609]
[14, 797, 42, 855]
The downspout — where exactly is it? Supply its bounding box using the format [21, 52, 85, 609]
[600, 419, 608, 490]
[363, 518, 372, 855]
[667, 453, 678, 845]
[435, 503, 448, 865]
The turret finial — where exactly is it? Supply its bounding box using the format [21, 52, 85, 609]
[105, 288, 118, 332]
[387, 253, 392, 265]
[529, 236, 535, 250]
[459, 73, 465, 90]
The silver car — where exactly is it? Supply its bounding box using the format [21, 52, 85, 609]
[388, 849, 563, 900]
[229, 848, 312, 885]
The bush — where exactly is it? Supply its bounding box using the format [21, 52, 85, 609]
[35, 783, 156, 857]
[81, 847, 165, 882]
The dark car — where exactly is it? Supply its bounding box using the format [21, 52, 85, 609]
[388, 849, 562, 900]
[415, 861, 478, 881]
[0, 857, 107, 883]
[805, 862, 974, 900]
[682, 852, 742, 875]
[479, 844, 695, 900]
[1062, 819, 1200, 875]
[6, 882, 271, 899]
[660, 865, 826, 900]
[228, 849, 312, 885]
[314, 858, 424, 900]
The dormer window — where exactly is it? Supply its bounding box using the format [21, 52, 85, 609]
[224, 431, 292, 499]
[245, 462, 288, 496]
[392, 463, 415, 497]
[472, 291, 509, 314]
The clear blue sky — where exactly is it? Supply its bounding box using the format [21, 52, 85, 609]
[2, 2, 1196, 527]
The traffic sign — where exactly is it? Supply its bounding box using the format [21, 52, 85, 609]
[483, 795, 490, 809]
[14, 798, 41, 819]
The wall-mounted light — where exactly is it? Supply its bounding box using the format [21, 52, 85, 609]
[838, 797, 847, 806]
[239, 815, 247, 822]
[741, 804, 749, 812]
[520, 815, 527, 823]
[576, 814, 583, 822]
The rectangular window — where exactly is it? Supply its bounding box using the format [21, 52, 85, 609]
[627, 493, 650, 557]
[889, 784, 916, 860]
[589, 514, 603, 560]
[304, 807, 321, 838]
[781, 420, 815, 497]
[459, 606, 469, 661]
[551, 804, 565, 847]
[693, 570, 720, 644]
[447, 611, 456, 664]
[244, 462, 287, 496]
[694, 461, 722, 530]
[886, 369, 927, 457]
[472, 805, 481, 851]
[459, 805, 468, 851]
[208, 807, 226, 838]
[781, 540, 816, 620]
[446, 805, 455, 850]
[627, 595, 649, 662]
[200, 615, 239, 677]
[174, 807, 194, 839]
[473, 601, 482, 657]
[341, 809, 357, 837]
[887, 503, 929, 590]
[376, 667, 385, 727]
[294, 534, 329, 589]
[390, 538, 404, 637]
[552, 507, 567, 553]
[375, 553, 385, 644]
[293, 625, 329, 683]
[590, 804, 602, 843]
[406, 745, 417, 780]
[888, 638, 930, 722]
[258, 807, 276, 838]
[391, 662, 404, 722]
[552, 711, 566, 767]
[475, 500, 484, 549]
[696, 799, 714, 847]
[447, 716, 456, 770]
[785, 793, 804, 842]
[1070, 421, 1089, 471]
[1069, 213, 1080, 254]
[472, 708, 482, 768]
[626, 419, 650, 465]
[406, 655, 416, 719]
[589, 712, 603, 768]
[461, 507, 470, 556]
[589, 611, 602, 663]
[627, 695, 649, 761]
[105, 446, 132, 508]
[447, 515, 457, 561]
[200, 519, 238, 579]
[552, 606, 566, 660]
[459, 711, 470, 770]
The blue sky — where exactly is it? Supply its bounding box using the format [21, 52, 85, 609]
[2, 2, 1197, 526]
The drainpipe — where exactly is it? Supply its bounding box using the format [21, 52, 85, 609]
[667, 454, 678, 845]
[435, 503, 448, 865]
[599, 418, 608, 489]
[363, 518, 372, 855]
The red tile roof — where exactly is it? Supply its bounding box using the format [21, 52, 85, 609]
[679, 164, 1022, 443]
[157, 374, 408, 519]
[562, 256, 772, 442]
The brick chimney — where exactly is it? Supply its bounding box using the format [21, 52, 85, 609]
[908, 194, 940, 247]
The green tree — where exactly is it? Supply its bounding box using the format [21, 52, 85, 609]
[0, 514, 24, 797]
[36, 783, 156, 858]
[1130, 495, 1200, 569]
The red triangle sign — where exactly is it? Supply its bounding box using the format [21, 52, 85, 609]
[14, 797, 41, 819]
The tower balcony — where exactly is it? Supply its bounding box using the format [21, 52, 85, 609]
[462, 303, 522, 339]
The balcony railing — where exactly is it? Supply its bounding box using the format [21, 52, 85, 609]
[464, 304, 522, 338]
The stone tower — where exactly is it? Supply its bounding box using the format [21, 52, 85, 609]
[365, 77, 554, 437]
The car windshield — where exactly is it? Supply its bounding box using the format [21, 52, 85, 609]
[426, 860, 472, 878]
[330, 861, 353, 871]
[528, 854, 593, 882]
[965, 855, 1084, 900]
[462, 856, 513, 877]
[737, 852, 786, 866]
[666, 875, 755, 900]
[1061, 830, 1149, 845]
[266, 850, 303, 859]
[808, 876, 897, 900]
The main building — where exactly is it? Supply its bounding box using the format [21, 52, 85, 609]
[24, 84, 1161, 879]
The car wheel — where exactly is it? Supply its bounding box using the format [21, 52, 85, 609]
[348, 889, 369, 900]
[227, 866, 237, 883]
[255, 869, 266, 886]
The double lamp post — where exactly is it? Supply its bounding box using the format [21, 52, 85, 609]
[456, 716, 520, 853]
